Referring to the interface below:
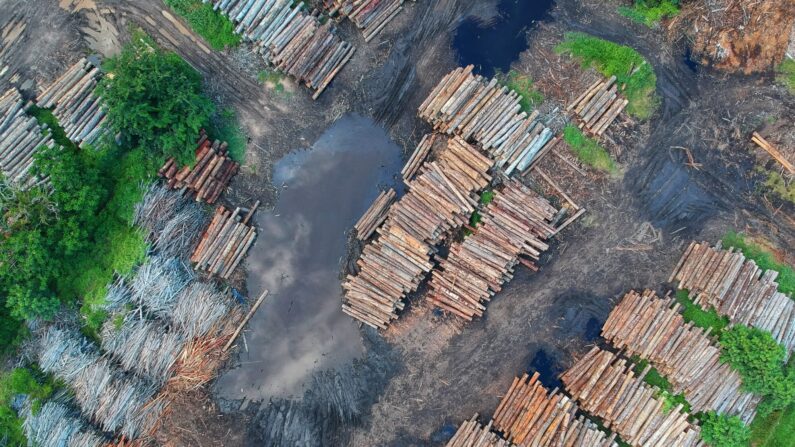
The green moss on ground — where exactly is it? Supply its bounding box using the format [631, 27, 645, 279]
[674, 290, 729, 335]
[721, 232, 794, 297]
[618, 0, 680, 27]
[562, 124, 617, 174]
[776, 59, 795, 95]
[502, 71, 544, 113]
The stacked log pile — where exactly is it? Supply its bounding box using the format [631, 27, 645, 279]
[446, 415, 513, 447]
[567, 76, 628, 136]
[158, 131, 240, 204]
[36, 58, 108, 147]
[602, 289, 760, 423]
[427, 179, 557, 320]
[209, 0, 355, 99]
[0, 88, 53, 186]
[418, 66, 553, 175]
[191, 206, 258, 279]
[561, 347, 703, 447]
[324, 0, 407, 42]
[354, 188, 396, 240]
[669, 241, 795, 355]
[342, 136, 493, 328]
[401, 133, 435, 182]
[493, 372, 617, 447]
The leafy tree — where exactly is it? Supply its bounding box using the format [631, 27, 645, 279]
[700, 411, 751, 447]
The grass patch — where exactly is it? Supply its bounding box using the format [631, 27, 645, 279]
[501, 70, 544, 113]
[776, 59, 795, 95]
[721, 232, 794, 297]
[562, 124, 617, 174]
[207, 107, 247, 163]
[618, 0, 680, 27]
[163, 0, 240, 50]
[0, 367, 59, 446]
[556, 32, 659, 119]
[752, 367, 795, 447]
[674, 289, 729, 335]
[630, 356, 690, 413]
[763, 171, 795, 205]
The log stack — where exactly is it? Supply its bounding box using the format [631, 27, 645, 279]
[427, 179, 557, 320]
[669, 241, 795, 356]
[209, 0, 356, 99]
[602, 289, 760, 423]
[191, 206, 258, 279]
[324, 0, 408, 42]
[447, 415, 513, 447]
[566, 76, 628, 136]
[36, 58, 108, 147]
[401, 133, 436, 182]
[353, 188, 396, 240]
[158, 131, 240, 204]
[418, 66, 553, 175]
[560, 347, 703, 447]
[493, 372, 618, 447]
[0, 88, 53, 186]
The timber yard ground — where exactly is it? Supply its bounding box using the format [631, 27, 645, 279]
[2, 0, 794, 446]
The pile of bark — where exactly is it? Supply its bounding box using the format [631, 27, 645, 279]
[324, 0, 408, 42]
[446, 415, 513, 447]
[36, 58, 108, 147]
[158, 131, 240, 204]
[493, 372, 618, 447]
[427, 179, 557, 320]
[0, 88, 53, 186]
[567, 75, 628, 136]
[670, 241, 795, 356]
[561, 347, 703, 447]
[210, 0, 355, 99]
[418, 66, 553, 175]
[191, 206, 258, 279]
[602, 289, 760, 423]
[353, 188, 395, 240]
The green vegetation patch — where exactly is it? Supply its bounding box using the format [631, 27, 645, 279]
[721, 232, 794, 297]
[630, 356, 690, 413]
[164, 0, 241, 50]
[556, 33, 659, 119]
[0, 368, 59, 446]
[501, 71, 544, 114]
[618, 0, 680, 27]
[776, 59, 795, 95]
[752, 389, 795, 447]
[764, 171, 795, 205]
[208, 107, 247, 163]
[674, 290, 729, 335]
[562, 124, 617, 174]
[700, 411, 751, 447]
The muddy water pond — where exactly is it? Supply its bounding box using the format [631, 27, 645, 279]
[215, 114, 403, 401]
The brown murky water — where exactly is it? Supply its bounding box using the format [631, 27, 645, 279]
[215, 114, 403, 401]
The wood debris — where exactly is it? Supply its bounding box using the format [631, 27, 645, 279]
[191, 206, 258, 279]
[669, 241, 795, 356]
[324, 0, 409, 42]
[752, 131, 794, 174]
[602, 289, 760, 423]
[561, 347, 704, 447]
[418, 66, 553, 175]
[566, 75, 628, 136]
[209, 0, 356, 99]
[0, 88, 53, 186]
[354, 188, 396, 240]
[158, 130, 240, 204]
[446, 415, 513, 447]
[427, 179, 557, 320]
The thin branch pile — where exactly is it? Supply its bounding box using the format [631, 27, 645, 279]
[566, 75, 628, 136]
[0, 88, 53, 186]
[191, 205, 258, 279]
[427, 179, 557, 320]
[134, 183, 208, 259]
[22, 398, 106, 447]
[354, 188, 396, 240]
[324, 0, 408, 42]
[669, 241, 795, 356]
[602, 289, 760, 423]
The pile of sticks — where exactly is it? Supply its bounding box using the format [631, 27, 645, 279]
[324, 0, 407, 42]
[209, 0, 356, 99]
[354, 188, 396, 240]
[401, 133, 436, 182]
[418, 66, 553, 175]
[192, 206, 258, 279]
[427, 179, 557, 320]
[36, 58, 108, 147]
[567, 76, 628, 136]
[446, 415, 513, 447]
[0, 88, 53, 186]
[22, 399, 106, 447]
[602, 289, 760, 423]
[670, 241, 795, 356]
[493, 372, 618, 447]
[561, 347, 703, 447]
[158, 131, 240, 204]
[751, 132, 794, 174]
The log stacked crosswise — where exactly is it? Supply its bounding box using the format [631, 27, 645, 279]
[561, 347, 703, 447]
[566, 76, 628, 136]
[209, 0, 355, 99]
[192, 206, 258, 279]
[324, 0, 407, 42]
[427, 179, 557, 320]
[0, 88, 53, 186]
[158, 131, 239, 204]
[418, 66, 553, 175]
[669, 241, 795, 356]
[602, 289, 760, 423]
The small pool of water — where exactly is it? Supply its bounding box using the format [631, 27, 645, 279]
[527, 349, 563, 389]
[215, 114, 403, 401]
[453, 0, 554, 78]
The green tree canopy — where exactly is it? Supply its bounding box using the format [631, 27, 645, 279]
[700, 411, 751, 447]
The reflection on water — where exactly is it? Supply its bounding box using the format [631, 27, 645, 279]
[215, 114, 403, 401]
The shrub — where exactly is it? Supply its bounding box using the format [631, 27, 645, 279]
[700, 411, 751, 447]
[562, 124, 617, 174]
[164, 0, 241, 50]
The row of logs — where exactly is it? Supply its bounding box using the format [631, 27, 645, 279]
[561, 347, 704, 447]
[492, 372, 618, 447]
[401, 133, 435, 182]
[566, 76, 628, 136]
[324, 0, 408, 42]
[36, 58, 108, 147]
[209, 0, 355, 99]
[0, 88, 53, 186]
[191, 206, 258, 279]
[446, 415, 513, 447]
[342, 135, 493, 329]
[158, 131, 240, 204]
[418, 66, 553, 175]
[669, 241, 795, 356]
[353, 188, 395, 240]
[602, 289, 760, 423]
[427, 179, 557, 320]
